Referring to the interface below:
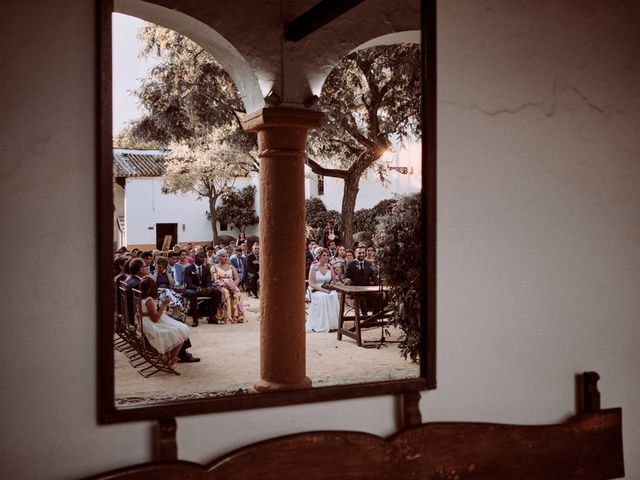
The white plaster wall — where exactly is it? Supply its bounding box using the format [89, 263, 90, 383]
[125, 176, 259, 246]
[1, 1, 639, 480]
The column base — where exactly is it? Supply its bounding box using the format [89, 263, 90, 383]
[254, 376, 312, 393]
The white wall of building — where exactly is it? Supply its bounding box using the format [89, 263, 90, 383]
[125, 142, 420, 246]
[125, 175, 260, 247]
[2, 1, 639, 479]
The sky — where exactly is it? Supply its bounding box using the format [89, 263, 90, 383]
[112, 13, 157, 133]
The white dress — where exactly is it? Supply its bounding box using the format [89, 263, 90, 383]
[305, 267, 340, 333]
[141, 297, 190, 354]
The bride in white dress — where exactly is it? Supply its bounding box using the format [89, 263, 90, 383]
[306, 247, 340, 333]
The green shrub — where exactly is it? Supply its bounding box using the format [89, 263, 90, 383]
[374, 193, 421, 362]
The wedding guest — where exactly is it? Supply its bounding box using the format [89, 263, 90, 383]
[150, 257, 186, 320]
[245, 242, 260, 298]
[139, 277, 190, 367]
[183, 252, 222, 326]
[211, 249, 245, 323]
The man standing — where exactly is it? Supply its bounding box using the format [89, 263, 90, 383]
[322, 221, 340, 248]
[344, 246, 380, 316]
[183, 252, 222, 326]
[245, 242, 260, 298]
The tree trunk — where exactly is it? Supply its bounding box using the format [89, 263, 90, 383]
[341, 174, 360, 249]
[208, 195, 219, 244]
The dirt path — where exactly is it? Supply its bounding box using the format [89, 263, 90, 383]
[115, 295, 419, 405]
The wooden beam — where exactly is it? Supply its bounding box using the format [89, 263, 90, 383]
[284, 0, 366, 42]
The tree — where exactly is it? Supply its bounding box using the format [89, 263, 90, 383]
[353, 198, 399, 238]
[305, 197, 327, 227]
[128, 24, 258, 171]
[113, 123, 166, 150]
[216, 185, 259, 235]
[161, 136, 254, 243]
[306, 44, 421, 247]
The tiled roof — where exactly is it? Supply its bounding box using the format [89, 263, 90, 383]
[113, 149, 168, 177]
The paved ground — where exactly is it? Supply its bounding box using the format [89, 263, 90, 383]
[115, 295, 419, 406]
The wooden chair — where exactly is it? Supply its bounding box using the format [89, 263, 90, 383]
[82, 372, 624, 479]
[114, 284, 179, 377]
[131, 289, 180, 377]
[186, 295, 214, 325]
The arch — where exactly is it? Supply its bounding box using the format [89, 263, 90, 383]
[308, 30, 421, 97]
[114, 0, 264, 112]
[351, 30, 420, 53]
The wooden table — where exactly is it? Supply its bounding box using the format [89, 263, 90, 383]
[333, 284, 392, 347]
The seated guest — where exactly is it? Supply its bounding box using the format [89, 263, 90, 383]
[344, 246, 381, 317]
[230, 246, 247, 290]
[139, 277, 190, 367]
[365, 245, 377, 271]
[211, 249, 245, 324]
[344, 249, 355, 264]
[327, 240, 338, 259]
[305, 247, 340, 333]
[141, 251, 154, 273]
[124, 258, 148, 325]
[150, 257, 186, 320]
[332, 262, 346, 284]
[305, 240, 318, 277]
[178, 248, 191, 271]
[245, 242, 260, 298]
[205, 246, 216, 266]
[167, 251, 185, 287]
[183, 252, 222, 326]
[331, 245, 347, 267]
[114, 255, 128, 285]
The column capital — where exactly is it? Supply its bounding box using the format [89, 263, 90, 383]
[241, 107, 324, 132]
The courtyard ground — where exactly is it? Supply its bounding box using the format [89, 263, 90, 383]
[115, 294, 419, 406]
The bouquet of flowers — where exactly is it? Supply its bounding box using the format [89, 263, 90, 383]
[321, 281, 336, 291]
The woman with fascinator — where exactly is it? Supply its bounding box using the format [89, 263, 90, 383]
[211, 248, 245, 324]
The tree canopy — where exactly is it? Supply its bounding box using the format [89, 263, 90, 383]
[162, 136, 254, 242]
[116, 24, 421, 248]
[127, 24, 258, 171]
[216, 185, 259, 235]
[306, 43, 421, 246]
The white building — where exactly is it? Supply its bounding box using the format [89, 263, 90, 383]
[114, 144, 421, 250]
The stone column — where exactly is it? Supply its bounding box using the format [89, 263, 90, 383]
[242, 107, 324, 392]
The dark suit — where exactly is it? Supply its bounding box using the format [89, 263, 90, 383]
[230, 254, 247, 289]
[344, 260, 381, 316]
[124, 275, 142, 325]
[245, 253, 260, 297]
[305, 249, 315, 277]
[183, 263, 222, 323]
[322, 228, 340, 247]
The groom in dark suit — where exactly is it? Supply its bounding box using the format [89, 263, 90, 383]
[184, 252, 222, 326]
[344, 246, 380, 316]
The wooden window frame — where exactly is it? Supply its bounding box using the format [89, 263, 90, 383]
[97, 0, 436, 423]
